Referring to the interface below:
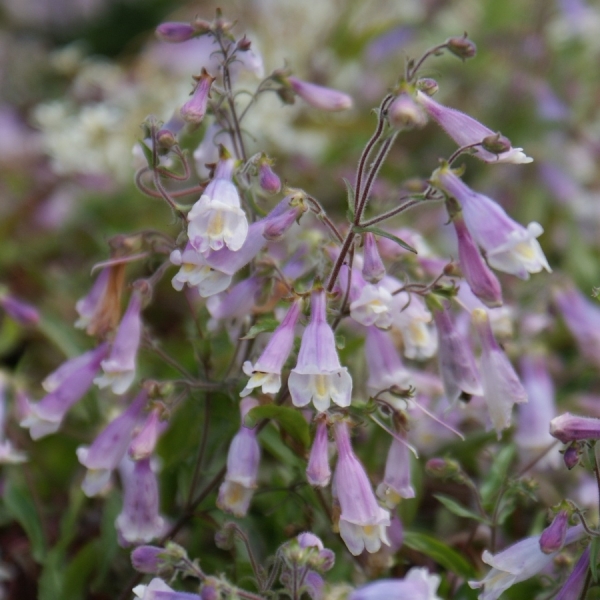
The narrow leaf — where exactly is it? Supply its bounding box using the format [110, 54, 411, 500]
[246, 405, 310, 448]
[240, 318, 280, 340]
[434, 494, 489, 524]
[342, 177, 355, 218]
[4, 481, 47, 562]
[480, 444, 516, 508]
[403, 531, 476, 578]
[354, 225, 417, 254]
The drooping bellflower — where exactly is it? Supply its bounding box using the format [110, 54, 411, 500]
[333, 421, 390, 555]
[21, 343, 109, 439]
[472, 308, 527, 436]
[287, 76, 353, 111]
[306, 419, 331, 487]
[217, 398, 261, 517]
[187, 156, 248, 254]
[241, 300, 301, 396]
[433, 165, 550, 279]
[94, 289, 143, 395]
[289, 290, 352, 412]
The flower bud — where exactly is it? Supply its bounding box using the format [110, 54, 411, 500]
[131, 545, 165, 574]
[482, 133, 512, 155]
[362, 233, 386, 283]
[563, 444, 580, 470]
[180, 69, 215, 127]
[425, 458, 464, 482]
[539, 510, 568, 554]
[446, 34, 477, 60]
[258, 158, 281, 194]
[550, 413, 600, 444]
[262, 207, 301, 241]
[306, 420, 331, 487]
[287, 76, 353, 111]
[416, 78, 439, 96]
[388, 94, 427, 129]
[156, 22, 197, 43]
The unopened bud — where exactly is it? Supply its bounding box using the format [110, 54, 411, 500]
[236, 35, 252, 52]
[362, 233, 386, 283]
[425, 457, 464, 482]
[131, 545, 165, 574]
[416, 78, 439, 96]
[550, 413, 600, 444]
[156, 22, 196, 43]
[563, 444, 580, 470]
[482, 133, 512, 155]
[387, 93, 427, 129]
[181, 69, 215, 127]
[539, 510, 568, 554]
[446, 34, 477, 60]
[287, 76, 353, 112]
[258, 159, 281, 194]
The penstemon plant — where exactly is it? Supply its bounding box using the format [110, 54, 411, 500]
[3, 4, 600, 600]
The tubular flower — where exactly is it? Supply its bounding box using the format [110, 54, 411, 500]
[433, 303, 482, 404]
[94, 289, 143, 395]
[76, 390, 148, 496]
[349, 284, 393, 329]
[241, 300, 302, 396]
[217, 398, 261, 517]
[468, 526, 585, 600]
[349, 567, 442, 600]
[472, 308, 527, 436]
[376, 432, 416, 508]
[187, 157, 248, 253]
[433, 166, 550, 279]
[288, 290, 352, 412]
[333, 421, 390, 555]
[288, 76, 353, 111]
[416, 91, 532, 163]
[21, 343, 109, 439]
[306, 419, 331, 487]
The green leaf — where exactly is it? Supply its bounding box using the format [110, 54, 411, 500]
[403, 531, 476, 579]
[246, 405, 310, 448]
[4, 481, 47, 563]
[480, 444, 516, 508]
[591, 535, 600, 583]
[354, 225, 417, 254]
[240, 318, 280, 340]
[138, 139, 156, 168]
[434, 494, 489, 524]
[342, 177, 355, 219]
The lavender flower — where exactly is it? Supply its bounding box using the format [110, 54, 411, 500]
[416, 91, 532, 163]
[472, 308, 527, 436]
[361, 233, 386, 283]
[131, 545, 165, 574]
[306, 419, 331, 487]
[129, 407, 164, 461]
[133, 578, 200, 600]
[514, 354, 559, 468]
[555, 546, 590, 600]
[539, 510, 568, 554]
[116, 456, 165, 547]
[387, 93, 428, 129]
[21, 343, 109, 439]
[155, 22, 197, 43]
[554, 284, 600, 367]
[0, 292, 39, 325]
[187, 156, 248, 253]
[349, 283, 393, 329]
[241, 300, 301, 396]
[217, 398, 261, 517]
[434, 166, 550, 279]
[469, 526, 585, 600]
[376, 432, 416, 508]
[349, 567, 442, 600]
[453, 215, 503, 307]
[258, 157, 281, 194]
[433, 304, 482, 404]
[180, 69, 215, 126]
[550, 413, 600, 443]
[333, 421, 390, 555]
[76, 389, 148, 496]
[288, 290, 352, 412]
[288, 76, 353, 111]
[94, 290, 143, 395]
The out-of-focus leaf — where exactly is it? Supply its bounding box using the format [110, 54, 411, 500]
[240, 318, 279, 340]
[353, 225, 416, 253]
[4, 481, 46, 562]
[246, 405, 310, 448]
[91, 490, 121, 591]
[434, 494, 489, 524]
[591, 535, 600, 582]
[480, 444, 516, 508]
[403, 531, 476, 579]
[63, 542, 97, 600]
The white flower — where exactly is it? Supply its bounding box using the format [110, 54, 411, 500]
[349, 284, 393, 329]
